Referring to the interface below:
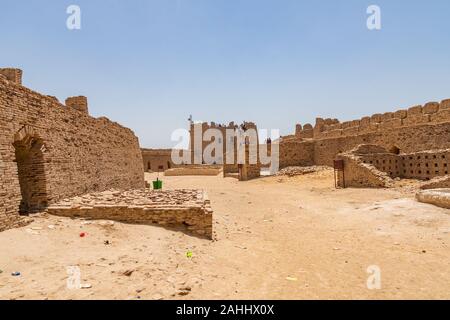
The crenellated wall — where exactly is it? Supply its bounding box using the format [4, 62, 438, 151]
[0, 69, 144, 232]
[282, 99, 450, 169]
[310, 100, 450, 140]
[189, 121, 259, 166]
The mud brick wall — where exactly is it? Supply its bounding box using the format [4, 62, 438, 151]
[279, 140, 314, 168]
[420, 175, 450, 190]
[47, 189, 213, 239]
[0, 69, 144, 232]
[336, 154, 392, 188]
[400, 151, 449, 179]
[336, 145, 450, 188]
[49, 206, 213, 238]
[282, 99, 450, 168]
[360, 150, 450, 180]
[190, 121, 258, 165]
[165, 166, 222, 176]
[141, 148, 175, 172]
[359, 153, 403, 178]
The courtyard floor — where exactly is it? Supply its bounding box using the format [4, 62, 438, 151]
[0, 170, 449, 299]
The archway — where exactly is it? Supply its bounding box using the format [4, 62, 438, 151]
[13, 133, 48, 214]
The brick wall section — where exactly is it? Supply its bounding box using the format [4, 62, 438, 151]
[47, 189, 213, 239]
[141, 148, 176, 172]
[190, 121, 258, 165]
[279, 140, 315, 168]
[65, 96, 88, 114]
[281, 99, 450, 169]
[336, 154, 393, 188]
[142, 149, 170, 172]
[0, 70, 144, 232]
[359, 150, 449, 180]
[420, 175, 450, 190]
[311, 100, 450, 139]
[336, 145, 450, 188]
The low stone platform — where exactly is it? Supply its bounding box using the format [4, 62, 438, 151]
[416, 188, 450, 210]
[47, 189, 213, 238]
[164, 166, 222, 176]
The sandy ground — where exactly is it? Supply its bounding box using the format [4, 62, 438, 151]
[0, 170, 449, 300]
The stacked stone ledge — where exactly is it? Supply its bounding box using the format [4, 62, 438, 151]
[47, 189, 213, 239]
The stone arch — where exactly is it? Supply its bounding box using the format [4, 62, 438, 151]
[13, 126, 48, 214]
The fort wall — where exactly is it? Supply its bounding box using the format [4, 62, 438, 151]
[282, 99, 450, 168]
[336, 145, 450, 188]
[141, 148, 175, 172]
[0, 68, 144, 231]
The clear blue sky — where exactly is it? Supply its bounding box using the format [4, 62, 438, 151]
[1, 0, 450, 148]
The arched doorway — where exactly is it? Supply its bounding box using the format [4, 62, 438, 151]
[13, 132, 48, 214]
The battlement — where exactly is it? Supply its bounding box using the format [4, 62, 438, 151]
[0, 69, 144, 233]
[0, 68, 23, 85]
[65, 96, 89, 114]
[190, 121, 257, 131]
[295, 123, 314, 139]
[294, 99, 450, 140]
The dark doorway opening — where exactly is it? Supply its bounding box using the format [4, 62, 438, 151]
[389, 146, 401, 155]
[13, 136, 48, 214]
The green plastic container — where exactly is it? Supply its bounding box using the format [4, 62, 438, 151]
[152, 180, 163, 190]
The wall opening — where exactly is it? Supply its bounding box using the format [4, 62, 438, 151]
[13, 136, 48, 214]
[389, 146, 401, 155]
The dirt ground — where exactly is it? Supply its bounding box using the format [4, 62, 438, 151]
[0, 170, 449, 300]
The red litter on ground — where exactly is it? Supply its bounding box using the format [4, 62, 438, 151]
[80, 232, 86, 238]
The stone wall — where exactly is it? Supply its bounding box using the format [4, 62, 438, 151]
[0, 68, 144, 232]
[47, 189, 213, 238]
[141, 148, 175, 172]
[420, 175, 450, 190]
[312, 100, 450, 140]
[281, 99, 450, 169]
[189, 121, 258, 165]
[359, 149, 449, 180]
[164, 165, 222, 176]
[279, 140, 315, 168]
[336, 146, 394, 188]
[336, 145, 450, 188]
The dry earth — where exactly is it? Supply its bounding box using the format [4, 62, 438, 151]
[0, 169, 449, 300]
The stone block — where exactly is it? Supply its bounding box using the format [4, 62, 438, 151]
[370, 114, 382, 124]
[407, 105, 423, 116]
[423, 102, 440, 114]
[393, 109, 407, 119]
[403, 114, 431, 126]
[431, 109, 450, 123]
[440, 99, 450, 110]
[380, 118, 403, 129]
